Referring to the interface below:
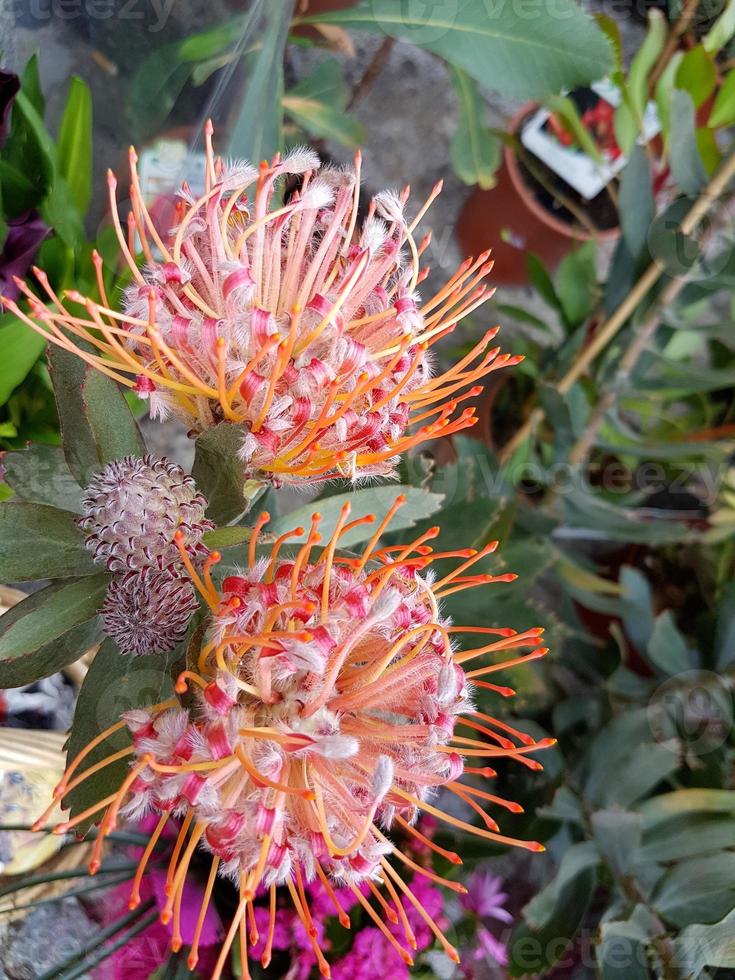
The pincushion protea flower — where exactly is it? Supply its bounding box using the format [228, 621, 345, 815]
[4, 124, 520, 486]
[36, 499, 550, 979]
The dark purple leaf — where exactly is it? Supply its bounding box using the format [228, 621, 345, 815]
[0, 211, 49, 300]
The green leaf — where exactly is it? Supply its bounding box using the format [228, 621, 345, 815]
[283, 95, 364, 148]
[268, 485, 445, 549]
[202, 525, 251, 550]
[546, 94, 603, 162]
[191, 422, 253, 526]
[0, 574, 107, 687]
[715, 583, 735, 669]
[297, 0, 613, 101]
[640, 812, 735, 863]
[523, 842, 599, 930]
[654, 852, 735, 927]
[620, 565, 655, 651]
[126, 44, 194, 139]
[511, 843, 597, 976]
[618, 145, 654, 260]
[228, 0, 292, 163]
[283, 57, 364, 149]
[0, 314, 47, 406]
[709, 70, 735, 128]
[704, 0, 735, 53]
[1, 444, 83, 513]
[20, 53, 45, 117]
[591, 809, 641, 878]
[526, 252, 563, 317]
[0, 502, 95, 580]
[449, 66, 501, 189]
[598, 908, 662, 980]
[555, 242, 597, 328]
[595, 14, 623, 72]
[48, 346, 145, 487]
[670, 89, 708, 195]
[654, 50, 683, 146]
[639, 789, 735, 826]
[673, 907, 735, 974]
[614, 9, 666, 153]
[63, 638, 177, 831]
[646, 610, 692, 675]
[675, 45, 717, 108]
[56, 76, 93, 217]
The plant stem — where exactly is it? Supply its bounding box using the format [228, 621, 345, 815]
[567, 271, 686, 465]
[498, 148, 735, 465]
[347, 36, 395, 110]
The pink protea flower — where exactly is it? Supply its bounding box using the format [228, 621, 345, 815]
[5, 125, 520, 486]
[38, 498, 551, 979]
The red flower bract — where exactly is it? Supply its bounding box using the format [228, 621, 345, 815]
[37, 498, 551, 979]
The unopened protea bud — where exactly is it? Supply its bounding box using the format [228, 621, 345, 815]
[78, 455, 213, 573]
[100, 568, 198, 656]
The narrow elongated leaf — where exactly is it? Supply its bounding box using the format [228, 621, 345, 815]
[619, 146, 653, 260]
[614, 10, 666, 153]
[646, 610, 692, 675]
[555, 243, 597, 328]
[283, 57, 364, 149]
[0, 314, 47, 406]
[591, 809, 641, 877]
[0, 575, 107, 687]
[704, 0, 735, 53]
[298, 0, 613, 101]
[228, 0, 291, 163]
[449, 66, 500, 188]
[670, 89, 708, 196]
[64, 637, 179, 829]
[715, 583, 735, 669]
[268, 485, 445, 549]
[48, 346, 145, 487]
[0, 502, 95, 580]
[56, 76, 93, 217]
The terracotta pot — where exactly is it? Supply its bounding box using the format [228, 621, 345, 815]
[457, 104, 619, 285]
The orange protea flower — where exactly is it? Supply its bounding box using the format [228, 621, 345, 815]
[36, 499, 550, 979]
[4, 124, 519, 486]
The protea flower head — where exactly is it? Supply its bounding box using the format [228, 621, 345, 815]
[5, 124, 521, 486]
[101, 568, 199, 656]
[79, 454, 213, 573]
[39, 497, 551, 979]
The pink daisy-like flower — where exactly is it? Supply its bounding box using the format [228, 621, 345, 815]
[5, 125, 520, 486]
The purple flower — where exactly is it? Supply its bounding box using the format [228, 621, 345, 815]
[475, 925, 509, 966]
[0, 211, 49, 302]
[0, 70, 19, 149]
[461, 871, 512, 924]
